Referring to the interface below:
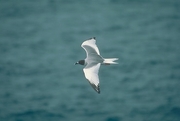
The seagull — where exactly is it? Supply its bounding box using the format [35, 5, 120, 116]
[75, 37, 118, 94]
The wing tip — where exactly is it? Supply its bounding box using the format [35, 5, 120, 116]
[96, 84, 100, 94]
[81, 37, 96, 47]
[90, 83, 100, 94]
[95, 87, 100, 94]
[97, 89, 100, 94]
[89, 37, 96, 40]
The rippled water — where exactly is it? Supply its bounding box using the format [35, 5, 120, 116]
[0, 0, 180, 121]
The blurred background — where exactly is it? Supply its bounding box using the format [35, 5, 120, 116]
[0, 0, 180, 121]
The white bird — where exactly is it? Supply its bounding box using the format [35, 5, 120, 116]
[75, 37, 118, 94]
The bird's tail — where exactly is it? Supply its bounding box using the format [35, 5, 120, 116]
[103, 58, 118, 65]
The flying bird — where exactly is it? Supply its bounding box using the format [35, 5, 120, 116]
[75, 37, 118, 94]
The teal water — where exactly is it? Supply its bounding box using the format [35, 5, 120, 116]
[0, 0, 180, 121]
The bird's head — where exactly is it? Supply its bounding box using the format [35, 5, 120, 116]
[75, 60, 85, 65]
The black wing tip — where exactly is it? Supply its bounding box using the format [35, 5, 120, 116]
[97, 89, 100, 94]
[89, 37, 96, 40]
[90, 83, 100, 94]
[96, 85, 100, 94]
[95, 87, 100, 94]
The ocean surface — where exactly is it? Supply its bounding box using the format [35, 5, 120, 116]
[0, 0, 180, 121]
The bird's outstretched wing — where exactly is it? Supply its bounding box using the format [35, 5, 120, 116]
[81, 37, 100, 57]
[83, 63, 101, 93]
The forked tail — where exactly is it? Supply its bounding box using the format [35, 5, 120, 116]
[103, 58, 118, 65]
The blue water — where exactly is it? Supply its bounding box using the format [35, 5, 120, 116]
[0, 0, 180, 121]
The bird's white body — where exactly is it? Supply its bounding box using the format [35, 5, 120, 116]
[77, 37, 118, 93]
